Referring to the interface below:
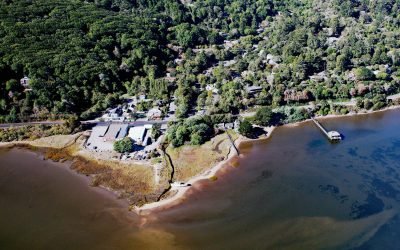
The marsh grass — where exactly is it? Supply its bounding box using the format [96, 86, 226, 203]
[167, 133, 233, 181]
[11, 133, 162, 205]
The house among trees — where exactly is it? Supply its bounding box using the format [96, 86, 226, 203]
[284, 89, 313, 102]
[216, 120, 240, 131]
[387, 93, 400, 103]
[245, 85, 263, 96]
[223, 40, 239, 49]
[266, 54, 281, 67]
[102, 107, 124, 122]
[20, 76, 30, 88]
[147, 108, 162, 120]
[309, 71, 328, 82]
[206, 84, 219, 94]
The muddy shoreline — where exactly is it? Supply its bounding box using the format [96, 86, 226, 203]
[0, 139, 163, 209]
[1, 105, 400, 215]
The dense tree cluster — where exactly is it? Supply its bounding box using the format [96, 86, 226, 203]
[0, 0, 171, 122]
[1, 0, 400, 128]
[167, 116, 214, 147]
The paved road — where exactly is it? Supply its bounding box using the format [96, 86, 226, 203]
[0, 121, 65, 128]
[81, 120, 169, 126]
[0, 120, 169, 129]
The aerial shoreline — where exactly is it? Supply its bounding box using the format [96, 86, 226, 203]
[135, 127, 276, 215]
[134, 104, 400, 214]
[1, 105, 400, 215]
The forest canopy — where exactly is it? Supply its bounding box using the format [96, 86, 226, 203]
[0, 0, 399, 123]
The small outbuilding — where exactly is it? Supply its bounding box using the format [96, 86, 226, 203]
[328, 131, 341, 140]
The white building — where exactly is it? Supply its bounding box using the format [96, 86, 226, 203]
[20, 76, 30, 88]
[128, 126, 151, 146]
[169, 101, 177, 114]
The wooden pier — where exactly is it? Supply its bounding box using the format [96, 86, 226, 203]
[310, 117, 342, 141]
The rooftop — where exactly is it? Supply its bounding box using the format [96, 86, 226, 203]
[328, 131, 341, 140]
[128, 126, 148, 144]
[86, 125, 113, 151]
[245, 85, 263, 93]
[104, 123, 128, 141]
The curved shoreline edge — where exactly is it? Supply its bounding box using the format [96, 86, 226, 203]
[134, 105, 400, 215]
[1, 105, 400, 216]
[135, 127, 276, 215]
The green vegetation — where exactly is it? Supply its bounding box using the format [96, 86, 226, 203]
[0, 124, 72, 142]
[1, 0, 400, 134]
[354, 67, 375, 81]
[167, 117, 214, 147]
[238, 120, 253, 137]
[254, 107, 274, 126]
[113, 137, 134, 153]
[151, 124, 162, 140]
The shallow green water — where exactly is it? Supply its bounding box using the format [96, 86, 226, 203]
[1, 109, 400, 249]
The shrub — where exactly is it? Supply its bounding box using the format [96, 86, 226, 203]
[238, 120, 253, 137]
[114, 137, 134, 153]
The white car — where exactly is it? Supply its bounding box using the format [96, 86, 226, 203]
[171, 182, 191, 187]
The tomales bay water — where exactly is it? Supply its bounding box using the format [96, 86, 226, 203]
[1, 109, 400, 249]
[0, 149, 146, 249]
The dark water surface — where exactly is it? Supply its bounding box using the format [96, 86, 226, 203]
[1, 109, 400, 249]
[0, 149, 146, 249]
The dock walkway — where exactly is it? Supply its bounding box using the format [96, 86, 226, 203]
[310, 117, 341, 141]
